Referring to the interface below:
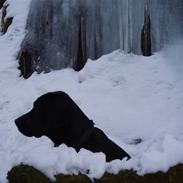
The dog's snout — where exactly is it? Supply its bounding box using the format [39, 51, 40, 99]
[15, 115, 34, 137]
[15, 118, 21, 127]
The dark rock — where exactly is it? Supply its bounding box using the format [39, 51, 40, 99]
[1, 4, 7, 31]
[0, 0, 5, 9]
[18, 49, 34, 79]
[1, 4, 13, 34]
[2, 17, 13, 34]
[7, 164, 51, 183]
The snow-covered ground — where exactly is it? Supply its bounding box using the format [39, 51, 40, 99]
[0, 0, 183, 182]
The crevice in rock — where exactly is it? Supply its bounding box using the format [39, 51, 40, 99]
[74, 14, 87, 71]
[141, 4, 152, 56]
[18, 50, 34, 79]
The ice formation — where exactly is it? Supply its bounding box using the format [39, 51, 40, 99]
[19, 0, 183, 77]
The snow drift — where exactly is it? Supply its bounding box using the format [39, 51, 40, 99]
[0, 0, 183, 182]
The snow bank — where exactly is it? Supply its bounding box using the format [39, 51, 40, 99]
[0, 0, 183, 182]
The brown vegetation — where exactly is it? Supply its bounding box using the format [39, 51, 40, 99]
[7, 164, 183, 183]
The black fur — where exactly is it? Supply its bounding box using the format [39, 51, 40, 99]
[15, 91, 131, 162]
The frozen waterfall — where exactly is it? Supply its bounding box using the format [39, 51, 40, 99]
[19, 0, 183, 78]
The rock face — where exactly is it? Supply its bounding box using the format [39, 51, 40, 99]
[1, 3, 13, 34]
[19, 0, 183, 78]
[19, 0, 123, 78]
[0, 0, 6, 9]
[2, 17, 13, 34]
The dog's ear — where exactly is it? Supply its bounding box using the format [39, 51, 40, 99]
[44, 106, 69, 130]
[35, 92, 72, 131]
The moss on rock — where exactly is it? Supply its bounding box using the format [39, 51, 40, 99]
[7, 164, 183, 183]
[7, 164, 51, 183]
[55, 174, 92, 183]
[167, 164, 183, 183]
[96, 170, 141, 183]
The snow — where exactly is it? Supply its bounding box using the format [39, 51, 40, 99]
[0, 1, 183, 183]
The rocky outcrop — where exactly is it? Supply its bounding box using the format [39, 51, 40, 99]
[1, 4, 13, 34]
[18, 0, 107, 78]
[2, 17, 13, 33]
[0, 0, 6, 9]
[18, 49, 34, 79]
[18, 0, 183, 78]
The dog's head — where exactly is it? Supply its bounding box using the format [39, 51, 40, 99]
[15, 91, 73, 138]
[15, 91, 94, 147]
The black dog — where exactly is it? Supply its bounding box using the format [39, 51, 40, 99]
[15, 91, 131, 162]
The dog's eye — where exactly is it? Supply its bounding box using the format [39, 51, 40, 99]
[33, 107, 39, 113]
